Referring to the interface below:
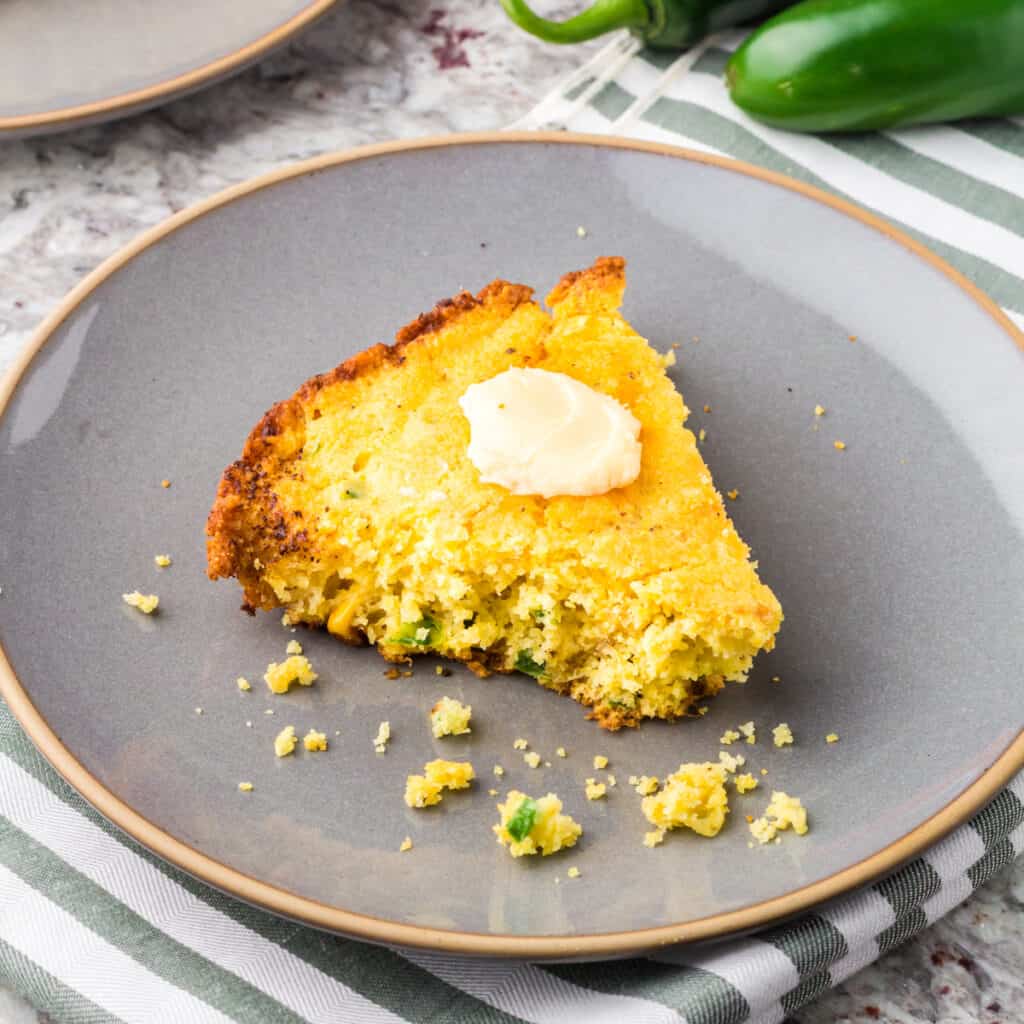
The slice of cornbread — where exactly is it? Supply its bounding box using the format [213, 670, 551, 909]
[207, 259, 782, 727]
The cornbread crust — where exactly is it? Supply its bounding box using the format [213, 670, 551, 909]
[207, 259, 782, 727]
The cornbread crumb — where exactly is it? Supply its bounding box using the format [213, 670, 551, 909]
[493, 765, 505, 777]
[749, 791, 808, 844]
[584, 779, 607, 801]
[303, 729, 328, 752]
[404, 775, 443, 808]
[236, 677, 251, 692]
[488, 788, 499, 796]
[373, 721, 391, 754]
[154, 554, 171, 568]
[264, 708, 274, 715]
[698, 427, 707, 442]
[697, 706, 709, 716]
[567, 866, 581, 879]
[238, 782, 253, 792]
[524, 751, 542, 769]
[399, 837, 413, 852]
[720, 729, 740, 745]
[493, 790, 582, 857]
[430, 696, 472, 738]
[425, 759, 475, 790]
[576, 226, 587, 238]
[772, 723, 794, 748]
[738, 721, 756, 744]
[703, 404, 711, 413]
[718, 750, 746, 774]
[264, 655, 317, 694]
[634, 775, 659, 796]
[642, 763, 729, 838]
[123, 591, 159, 614]
[513, 738, 529, 751]
[593, 755, 608, 770]
[726, 489, 739, 501]
[274, 725, 297, 757]
[606, 774, 617, 787]
[556, 747, 567, 758]
[760, 768, 768, 775]
[826, 732, 839, 743]
[643, 829, 665, 848]
[286, 639, 303, 656]
[734, 773, 759, 794]
[161, 479, 170, 488]
[281, 612, 292, 627]
[814, 404, 826, 417]
[662, 349, 677, 369]
[834, 440, 847, 451]
[770, 675, 781, 683]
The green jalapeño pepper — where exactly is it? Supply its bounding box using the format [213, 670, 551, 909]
[500, 0, 792, 51]
[727, 0, 1024, 132]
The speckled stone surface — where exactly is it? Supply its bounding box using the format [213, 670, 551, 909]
[0, 2, 1020, 1021]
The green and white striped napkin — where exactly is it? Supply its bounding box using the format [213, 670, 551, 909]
[1, 695, 1022, 1024]
[2, 32, 1024, 1023]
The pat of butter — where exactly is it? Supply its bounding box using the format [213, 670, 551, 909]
[459, 368, 641, 498]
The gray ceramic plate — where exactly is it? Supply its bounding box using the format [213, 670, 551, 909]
[1, 135, 1022, 959]
[0, 0, 336, 138]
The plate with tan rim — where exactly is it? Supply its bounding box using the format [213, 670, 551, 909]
[0, 0, 337, 139]
[0, 134, 1022, 959]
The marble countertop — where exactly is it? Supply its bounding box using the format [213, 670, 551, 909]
[0, 2, 1020, 1021]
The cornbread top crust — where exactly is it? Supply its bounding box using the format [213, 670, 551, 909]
[206, 258, 781, 726]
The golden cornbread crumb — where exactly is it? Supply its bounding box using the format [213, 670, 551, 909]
[718, 750, 746, 773]
[698, 705, 709, 716]
[303, 729, 328, 752]
[161, 479, 170, 488]
[567, 866, 581, 879]
[206, 260, 782, 729]
[634, 775, 659, 796]
[373, 721, 391, 753]
[642, 762, 729, 838]
[726, 489, 739, 501]
[814, 404, 826, 417]
[513, 738, 529, 751]
[770, 675, 781, 683]
[274, 725, 297, 757]
[154, 554, 172, 568]
[264, 655, 317, 694]
[123, 591, 159, 614]
[286, 639, 303, 655]
[424, 759, 475, 790]
[643, 829, 666, 848]
[826, 732, 839, 743]
[556, 747, 567, 758]
[404, 775, 443, 808]
[749, 791, 808, 844]
[493, 790, 582, 857]
[493, 765, 505, 777]
[238, 782, 253, 792]
[834, 440, 846, 450]
[703, 404, 711, 413]
[281, 612, 292, 627]
[430, 696, 472, 738]
[399, 836, 413, 852]
[698, 427, 707, 442]
[606, 774, 617, 787]
[720, 729, 740, 745]
[584, 778, 607, 801]
[236, 677, 251, 692]
[264, 708, 274, 715]
[524, 751, 542, 769]
[593, 755, 609, 770]
[772, 723, 794, 747]
[488, 788, 499, 796]
[738, 721, 756, 744]
[734, 773, 759, 793]
[761, 768, 768, 775]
